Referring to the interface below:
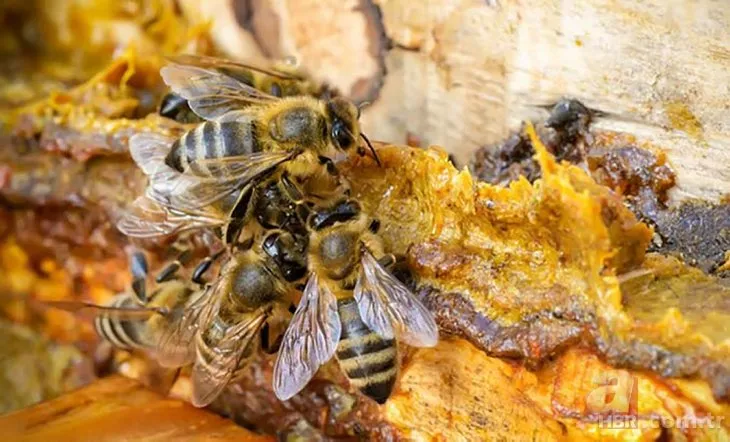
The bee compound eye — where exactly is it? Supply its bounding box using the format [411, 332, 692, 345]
[332, 120, 352, 149]
[263, 232, 281, 252]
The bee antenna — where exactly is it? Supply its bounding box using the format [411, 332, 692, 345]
[356, 101, 371, 118]
[360, 133, 381, 167]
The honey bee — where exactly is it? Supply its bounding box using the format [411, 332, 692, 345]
[119, 130, 318, 246]
[156, 234, 297, 407]
[50, 236, 300, 407]
[92, 275, 196, 355]
[273, 200, 439, 404]
[119, 133, 352, 291]
[158, 55, 335, 124]
[44, 250, 204, 354]
[130, 54, 378, 213]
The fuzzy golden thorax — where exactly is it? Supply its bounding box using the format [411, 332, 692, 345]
[308, 212, 384, 296]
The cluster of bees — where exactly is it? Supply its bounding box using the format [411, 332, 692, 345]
[67, 55, 438, 407]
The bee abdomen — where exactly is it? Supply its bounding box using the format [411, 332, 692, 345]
[94, 295, 148, 351]
[166, 121, 259, 176]
[336, 299, 397, 404]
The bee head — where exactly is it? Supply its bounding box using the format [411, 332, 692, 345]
[326, 98, 381, 166]
[326, 97, 359, 151]
[307, 199, 361, 231]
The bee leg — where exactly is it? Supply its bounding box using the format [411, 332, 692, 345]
[376, 254, 397, 269]
[146, 366, 181, 397]
[155, 248, 193, 283]
[260, 323, 285, 354]
[129, 251, 149, 305]
[318, 155, 339, 176]
[191, 250, 225, 287]
[368, 219, 381, 234]
[281, 172, 312, 222]
[280, 171, 305, 203]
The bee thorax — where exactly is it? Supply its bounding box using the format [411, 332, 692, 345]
[317, 232, 358, 280]
[231, 262, 277, 307]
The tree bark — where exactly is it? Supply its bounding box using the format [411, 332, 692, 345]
[206, 0, 730, 203]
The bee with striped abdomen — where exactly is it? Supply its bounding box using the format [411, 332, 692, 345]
[49, 235, 300, 407]
[129, 54, 377, 214]
[58, 250, 206, 355]
[118, 126, 320, 248]
[272, 199, 439, 404]
[44, 249, 210, 395]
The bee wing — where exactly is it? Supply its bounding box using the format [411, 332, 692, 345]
[189, 149, 296, 181]
[44, 300, 163, 320]
[128, 132, 177, 176]
[146, 367, 182, 398]
[354, 250, 438, 347]
[148, 150, 294, 212]
[168, 54, 301, 80]
[155, 289, 215, 368]
[190, 309, 269, 407]
[273, 274, 341, 401]
[117, 195, 225, 238]
[160, 62, 278, 121]
[128, 132, 222, 212]
[189, 97, 257, 121]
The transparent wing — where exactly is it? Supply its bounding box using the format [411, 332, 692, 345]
[43, 300, 163, 319]
[117, 195, 225, 238]
[354, 250, 438, 347]
[160, 62, 278, 121]
[189, 96, 258, 121]
[190, 308, 269, 407]
[147, 150, 295, 212]
[189, 150, 296, 179]
[273, 274, 341, 401]
[168, 54, 301, 80]
[127, 131, 229, 212]
[128, 132, 177, 176]
[155, 288, 215, 368]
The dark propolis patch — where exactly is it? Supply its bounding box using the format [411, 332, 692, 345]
[418, 284, 730, 402]
[587, 145, 676, 208]
[588, 145, 730, 274]
[650, 201, 730, 274]
[470, 99, 593, 186]
[471, 103, 730, 275]
[418, 286, 589, 366]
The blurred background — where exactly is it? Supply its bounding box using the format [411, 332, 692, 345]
[1, 1, 730, 440]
